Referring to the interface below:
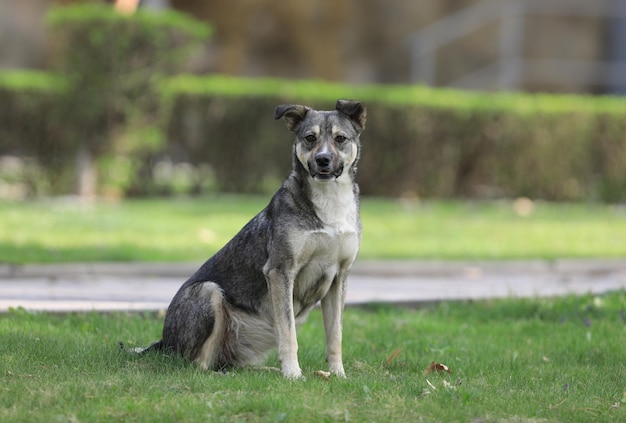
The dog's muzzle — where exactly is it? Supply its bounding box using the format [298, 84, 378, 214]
[311, 153, 343, 180]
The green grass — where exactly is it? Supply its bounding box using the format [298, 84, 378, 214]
[1, 292, 625, 422]
[361, 199, 626, 260]
[1, 196, 625, 264]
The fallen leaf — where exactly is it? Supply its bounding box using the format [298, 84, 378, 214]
[424, 361, 451, 374]
[314, 370, 331, 381]
[513, 197, 534, 217]
[464, 266, 483, 280]
[385, 348, 403, 366]
[442, 379, 456, 390]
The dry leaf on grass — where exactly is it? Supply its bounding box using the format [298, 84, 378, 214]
[314, 370, 331, 381]
[513, 196, 534, 217]
[442, 379, 456, 390]
[424, 361, 451, 374]
[384, 348, 403, 366]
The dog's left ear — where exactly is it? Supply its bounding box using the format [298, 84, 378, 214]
[336, 99, 367, 133]
[274, 104, 310, 132]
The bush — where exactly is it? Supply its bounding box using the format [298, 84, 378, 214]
[3, 68, 625, 201]
[0, 5, 211, 196]
[0, 71, 78, 194]
[162, 75, 626, 201]
[0, 71, 65, 156]
[46, 4, 211, 194]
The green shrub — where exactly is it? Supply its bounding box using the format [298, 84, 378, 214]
[45, 4, 211, 194]
[0, 71, 66, 159]
[3, 66, 625, 200]
[0, 5, 211, 196]
[162, 75, 626, 201]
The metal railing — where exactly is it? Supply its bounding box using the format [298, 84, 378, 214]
[409, 0, 626, 92]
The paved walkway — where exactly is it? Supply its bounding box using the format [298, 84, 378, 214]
[1, 259, 625, 312]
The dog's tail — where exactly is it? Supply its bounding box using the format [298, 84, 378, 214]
[118, 339, 164, 355]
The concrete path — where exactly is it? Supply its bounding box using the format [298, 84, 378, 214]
[1, 259, 625, 312]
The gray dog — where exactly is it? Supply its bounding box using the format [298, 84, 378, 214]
[133, 100, 366, 379]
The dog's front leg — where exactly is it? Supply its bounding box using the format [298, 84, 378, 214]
[265, 267, 302, 379]
[320, 270, 348, 378]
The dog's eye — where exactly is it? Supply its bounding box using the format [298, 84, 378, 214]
[335, 135, 347, 143]
[304, 135, 317, 143]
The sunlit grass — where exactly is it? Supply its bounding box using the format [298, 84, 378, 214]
[360, 199, 626, 259]
[1, 196, 625, 263]
[1, 292, 625, 422]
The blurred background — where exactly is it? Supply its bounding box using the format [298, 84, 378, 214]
[1, 0, 625, 201]
[4, 0, 626, 92]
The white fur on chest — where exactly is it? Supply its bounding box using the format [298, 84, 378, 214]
[309, 178, 358, 236]
[289, 179, 360, 317]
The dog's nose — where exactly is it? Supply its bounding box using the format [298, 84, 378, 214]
[315, 153, 331, 168]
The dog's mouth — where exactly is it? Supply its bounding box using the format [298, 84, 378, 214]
[312, 165, 344, 180]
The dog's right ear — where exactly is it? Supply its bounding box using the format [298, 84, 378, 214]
[274, 104, 309, 132]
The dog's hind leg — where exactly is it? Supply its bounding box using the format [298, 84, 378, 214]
[193, 282, 228, 370]
[162, 281, 227, 370]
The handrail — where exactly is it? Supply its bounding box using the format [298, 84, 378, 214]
[410, 0, 502, 56]
[409, 0, 626, 92]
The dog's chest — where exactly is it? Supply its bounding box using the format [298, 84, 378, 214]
[291, 183, 360, 307]
[309, 181, 359, 236]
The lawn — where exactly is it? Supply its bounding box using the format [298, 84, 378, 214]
[1, 292, 625, 422]
[1, 196, 625, 263]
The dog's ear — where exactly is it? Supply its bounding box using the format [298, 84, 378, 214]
[336, 99, 367, 133]
[274, 104, 309, 132]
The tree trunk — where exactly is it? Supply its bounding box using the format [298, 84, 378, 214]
[76, 147, 97, 199]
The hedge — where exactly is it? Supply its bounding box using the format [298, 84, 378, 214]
[0, 5, 210, 195]
[0, 71, 67, 161]
[162, 75, 626, 201]
[2, 69, 626, 200]
[46, 4, 211, 157]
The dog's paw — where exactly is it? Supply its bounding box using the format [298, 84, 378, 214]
[332, 370, 347, 379]
[329, 364, 347, 378]
[281, 365, 304, 380]
[282, 371, 304, 380]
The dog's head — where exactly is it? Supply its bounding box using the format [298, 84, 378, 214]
[275, 100, 366, 182]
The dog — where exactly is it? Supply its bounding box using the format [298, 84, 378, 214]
[131, 99, 366, 379]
